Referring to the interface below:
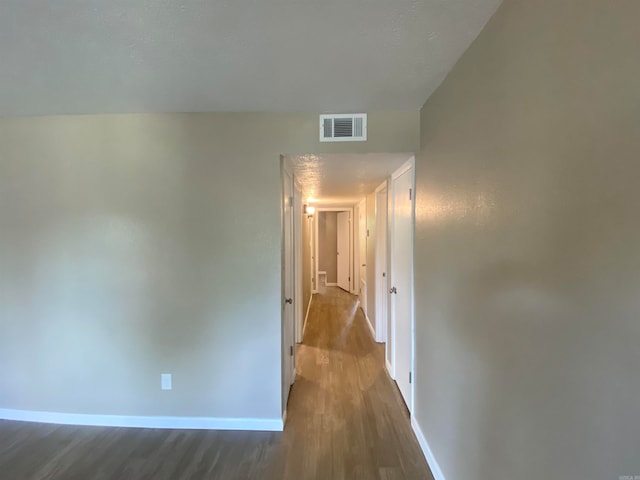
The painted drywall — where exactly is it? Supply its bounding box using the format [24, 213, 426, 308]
[0, 111, 419, 424]
[0, 0, 502, 116]
[414, 0, 640, 478]
[318, 212, 338, 284]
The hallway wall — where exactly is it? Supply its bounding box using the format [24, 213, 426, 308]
[0, 111, 419, 425]
[318, 211, 338, 284]
[301, 214, 313, 329]
[414, 0, 640, 478]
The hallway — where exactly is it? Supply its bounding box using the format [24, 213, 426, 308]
[0, 287, 431, 479]
[284, 286, 431, 479]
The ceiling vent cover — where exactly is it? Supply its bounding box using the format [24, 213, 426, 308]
[320, 114, 367, 142]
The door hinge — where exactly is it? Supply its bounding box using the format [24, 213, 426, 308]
[409, 371, 412, 384]
[290, 346, 294, 356]
[289, 196, 293, 206]
[409, 188, 412, 200]
[366, 229, 370, 237]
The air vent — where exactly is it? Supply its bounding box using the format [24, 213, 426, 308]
[320, 114, 367, 142]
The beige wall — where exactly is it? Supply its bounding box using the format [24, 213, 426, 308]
[0, 111, 419, 422]
[318, 211, 338, 284]
[414, 0, 640, 478]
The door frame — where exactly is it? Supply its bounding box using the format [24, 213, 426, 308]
[356, 198, 368, 314]
[281, 162, 297, 418]
[374, 180, 388, 344]
[293, 181, 304, 344]
[388, 157, 415, 413]
[314, 207, 354, 294]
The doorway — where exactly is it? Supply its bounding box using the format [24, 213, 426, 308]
[388, 158, 415, 412]
[357, 199, 367, 317]
[281, 164, 297, 415]
[315, 208, 353, 293]
[337, 211, 351, 292]
[281, 153, 414, 422]
[375, 182, 388, 346]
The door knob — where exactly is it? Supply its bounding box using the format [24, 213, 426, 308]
[390, 287, 397, 294]
[285, 298, 293, 304]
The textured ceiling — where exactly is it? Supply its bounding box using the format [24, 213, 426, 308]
[286, 153, 412, 206]
[0, 0, 501, 116]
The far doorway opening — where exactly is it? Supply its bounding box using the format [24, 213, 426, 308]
[315, 208, 354, 294]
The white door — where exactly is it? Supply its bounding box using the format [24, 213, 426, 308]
[336, 211, 350, 291]
[294, 186, 303, 344]
[310, 215, 317, 293]
[358, 199, 367, 315]
[390, 163, 413, 410]
[282, 169, 295, 411]
[376, 188, 388, 344]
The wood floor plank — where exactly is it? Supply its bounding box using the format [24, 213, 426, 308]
[0, 286, 433, 479]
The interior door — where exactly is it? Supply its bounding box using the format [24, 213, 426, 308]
[390, 164, 413, 410]
[376, 188, 388, 344]
[282, 169, 295, 411]
[336, 211, 350, 291]
[310, 215, 316, 293]
[358, 200, 367, 315]
[294, 185, 303, 344]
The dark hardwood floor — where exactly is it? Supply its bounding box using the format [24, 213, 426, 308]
[0, 287, 432, 479]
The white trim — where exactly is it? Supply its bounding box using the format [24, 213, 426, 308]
[375, 179, 388, 193]
[411, 416, 446, 480]
[389, 156, 415, 413]
[281, 162, 296, 415]
[364, 311, 376, 340]
[391, 158, 413, 180]
[294, 184, 304, 344]
[355, 299, 375, 340]
[409, 156, 416, 416]
[282, 409, 288, 429]
[375, 184, 388, 344]
[385, 358, 394, 378]
[356, 299, 376, 340]
[281, 158, 294, 178]
[0, 409, 284, 432]
[325, 282, 338, 287]
[315, 207, 355, 295]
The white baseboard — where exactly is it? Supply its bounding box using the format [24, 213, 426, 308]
[0, 409, 284, 432]
[385, 357, 394, 378]
[303, 294, 313, 337]
[375, 322, 386, 343]
[364, 312, 376, 340]
[411, 416, 446, 480]
[325, 282, 338, 287]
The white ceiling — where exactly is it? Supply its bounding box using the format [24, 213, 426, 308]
[0, 0, 501, 116]
[286, 153, 412, 206]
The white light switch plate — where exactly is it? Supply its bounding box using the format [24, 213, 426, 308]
[161, 373, 172, 390]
